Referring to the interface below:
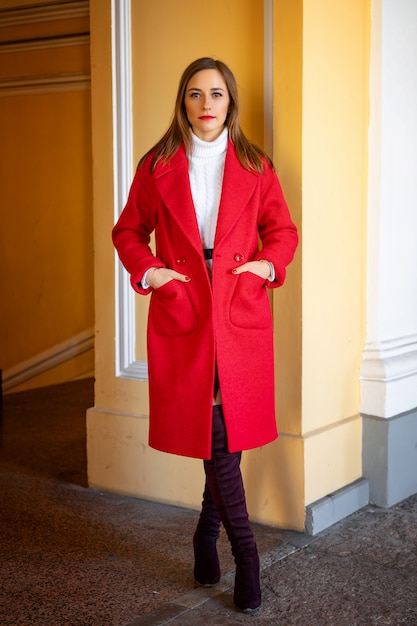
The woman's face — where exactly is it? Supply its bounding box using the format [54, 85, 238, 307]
[184, 69, 230, 142]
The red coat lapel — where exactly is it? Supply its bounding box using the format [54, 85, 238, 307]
[215, 142, 259, 247]
[153, 145, 202, 255]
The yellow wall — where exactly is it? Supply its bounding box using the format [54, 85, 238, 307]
[88, 0, 370, 531]
[0, 3, 94, 391]
[300, 0, 369, 505]
[235, 0, 369, 527]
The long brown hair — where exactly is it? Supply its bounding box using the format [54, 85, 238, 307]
[139, 57, 273, 174]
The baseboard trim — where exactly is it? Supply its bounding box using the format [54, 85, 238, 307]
[362, 408, 417, 507]
[305, 478, 370, 535]
[2, 328, 94, 392]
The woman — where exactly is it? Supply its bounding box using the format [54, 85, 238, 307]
[112, 57, 298, 613]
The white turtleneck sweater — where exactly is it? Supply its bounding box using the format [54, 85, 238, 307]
[188, 127, 228, 251]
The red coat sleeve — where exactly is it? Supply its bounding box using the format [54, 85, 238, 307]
[112, 157, 165, 294]
[254, 163, 298, 287]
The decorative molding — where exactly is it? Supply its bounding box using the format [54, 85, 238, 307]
[0, 1, 88, 27]
[361, 334, 417, 381]
[0, 72, 90, 96]
[112, 0, 147, 380]
[2, 328, 94, 392]
[360, 334, 417, 418]
[0, 34, 90, 54]
[264, 0, 274, 158]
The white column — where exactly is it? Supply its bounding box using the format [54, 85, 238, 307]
[361, 0, 417, 419]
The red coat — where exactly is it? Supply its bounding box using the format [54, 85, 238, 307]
[112, 141, 298, 459]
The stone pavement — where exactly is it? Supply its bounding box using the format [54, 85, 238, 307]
[1, 379, 417, 625]
[128, 494, 417, 625]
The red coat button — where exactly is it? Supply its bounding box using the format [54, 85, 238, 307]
[234, 253, 245, 262]
[176, 257, 186, 265]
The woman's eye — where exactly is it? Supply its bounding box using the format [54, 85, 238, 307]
[212, 92, 223, 98]
[190, 92, 200, 98]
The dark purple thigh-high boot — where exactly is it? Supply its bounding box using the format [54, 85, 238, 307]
[204, 406, 261, 613]
[193, 479, 222, 586]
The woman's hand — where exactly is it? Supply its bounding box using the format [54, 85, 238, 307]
[147, 267, 191, 289]
[232, 260, 271, 280]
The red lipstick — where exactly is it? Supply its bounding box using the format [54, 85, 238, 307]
[199, 115, 215, 120]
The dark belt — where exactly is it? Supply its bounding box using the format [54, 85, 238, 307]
[203, 248, 213, 260]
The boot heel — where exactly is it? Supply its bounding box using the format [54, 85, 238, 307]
[233, 554, 261, 612]
[193, 532, 221, 586]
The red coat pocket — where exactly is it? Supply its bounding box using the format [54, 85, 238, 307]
[229, 273, 272, 330]
[149, 280, 198, 336]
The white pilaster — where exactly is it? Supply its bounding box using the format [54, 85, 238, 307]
[361, 0, 417, 418]
[112, 0, 147, 379]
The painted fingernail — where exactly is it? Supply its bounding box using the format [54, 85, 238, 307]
[185, 276, 191, 281]
[232, 269, 237, 274]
